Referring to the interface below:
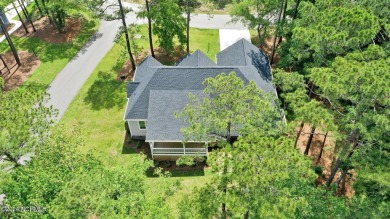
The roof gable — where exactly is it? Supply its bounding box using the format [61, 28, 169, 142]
[177, 50, 216, 67]
[134, 56, 162, 82]
[217, 38, 272, 81]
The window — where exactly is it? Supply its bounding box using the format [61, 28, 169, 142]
[138, 121, 147, 130]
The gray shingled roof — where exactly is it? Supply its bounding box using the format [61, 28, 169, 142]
[177, 50, 217, 67]
[125, 67, 244, 120]
[146, 90, 204, 141]
[134, 56, 162, 82]
[217, 39, 272, 81]
[127, 82, 140, 98]
[124, 39, 277, 141]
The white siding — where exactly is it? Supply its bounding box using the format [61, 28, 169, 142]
[128, 121, 147, 137]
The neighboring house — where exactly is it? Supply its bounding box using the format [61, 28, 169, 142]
[124, 39, 275, 160]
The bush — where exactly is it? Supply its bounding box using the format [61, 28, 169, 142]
[176, 156, 195, 167]
[194, 156, 206, 166]
[314, 165, 323, 175]
[162, 161, 172, 168]
[0, 76, 4, 91]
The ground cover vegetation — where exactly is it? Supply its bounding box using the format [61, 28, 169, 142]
[0, 0, 389, 218]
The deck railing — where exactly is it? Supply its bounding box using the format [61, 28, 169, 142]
[152, 147, 208, 156]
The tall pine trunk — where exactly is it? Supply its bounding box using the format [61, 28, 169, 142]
[221, 122, 232, 218]
[0, 17, 21, 65]
[270, 0, 285, 64]
[41, 0, 52, 24]
[18, 0, 36, 32]
[257, 25, 262, 45]
[186, 10, 190, 54]
[277, 0, 288, 46]
[118, 0, 136, 71]
[292, 0, 301, 20]
[34, 0, 44, 17]
[326, 137, 359, 187]
[12, 2, 29, 34]
[294, 122, 304, 148]
[304, 126, 316, 155]
[316, 131, 328, 164]
[145, 0, 155, 57]
[336, 169, 347, 187]
[0, 54, 10, 73]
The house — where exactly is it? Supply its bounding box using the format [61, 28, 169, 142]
[123, 39, 275, 160]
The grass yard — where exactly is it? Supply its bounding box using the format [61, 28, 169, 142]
[0, 12, 99, 88]
[61, 27, 219, 217]
[132, 25, 219, 63]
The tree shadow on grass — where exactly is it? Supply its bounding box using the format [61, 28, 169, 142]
[84, 71, 126, 110]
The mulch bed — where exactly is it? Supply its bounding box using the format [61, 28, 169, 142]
[154, 161, 208, 171]
[0, 51, 40, 91]
[0, 16, 84, 91]
[12, 17, 82, 43]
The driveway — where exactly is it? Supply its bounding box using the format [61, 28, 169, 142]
[219, 29, 251, 51]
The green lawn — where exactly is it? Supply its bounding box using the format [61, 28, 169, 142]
[61, 27, 219, 217]
[132, 25, 219, 62]
[1, 12, 99, 88]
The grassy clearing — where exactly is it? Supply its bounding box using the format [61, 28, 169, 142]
[0, 12, 99, 88]
[131, 25, 219, 62]
[61, 27, 219, 217]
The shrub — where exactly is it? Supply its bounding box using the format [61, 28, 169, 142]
[314, 165, 323, 175]
[135, 141, 141, 149]
[176, 156, 195, 167]
[194, 156, 206, 166]
[162, 161, 172, 168]
[0, 76, 4, 91]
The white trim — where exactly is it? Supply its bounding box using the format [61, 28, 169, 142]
[127, 119, 148, 121]
[145, 140, 208, 143]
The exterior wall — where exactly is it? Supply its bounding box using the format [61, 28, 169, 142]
[128, 121, 147, 139]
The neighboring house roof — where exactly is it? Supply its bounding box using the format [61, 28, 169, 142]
[146, 90, 204, 141]
[124, 39, 275, 141]
[177, 50, 217, 67]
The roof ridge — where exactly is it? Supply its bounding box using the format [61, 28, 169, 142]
[242, 39, 247, 66]
[197, 50, 200, 66]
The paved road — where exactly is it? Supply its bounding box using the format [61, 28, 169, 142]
[45, 19, 121, 120]
[123, 2, 246, 29]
